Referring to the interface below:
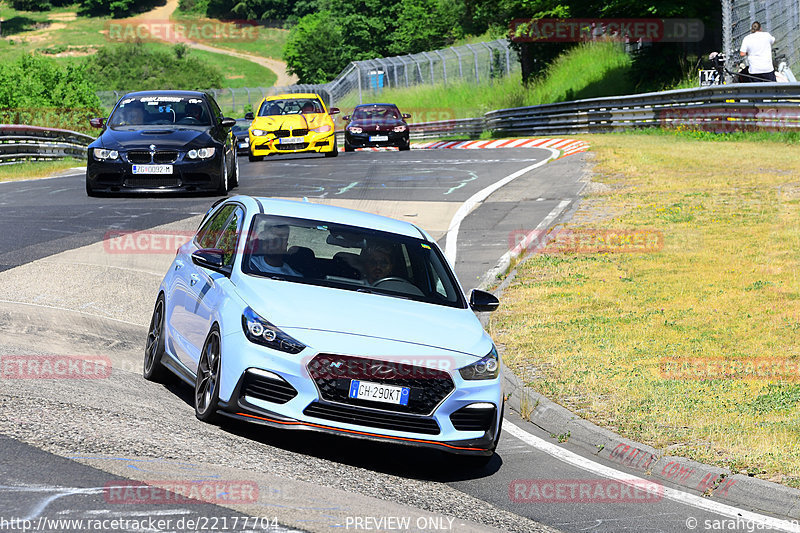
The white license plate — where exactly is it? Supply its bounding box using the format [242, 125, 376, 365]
[132, 164, 173, 175]
[280, 137, 305, 144]
[238, 141, 248, 148]
[369, 135, 389, 142]
[349, 380, 409, 405]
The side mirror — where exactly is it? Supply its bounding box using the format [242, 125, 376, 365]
[191, 248, 228, 274]
[244, 112, 254, 120]
[219, 117, 236, 128]
[342, 115, 351, 121]
[402, 113, 411, 119]
[89, 117, 106, 129]
[329, 107, 340, 115]
[469, 289, 500, 312]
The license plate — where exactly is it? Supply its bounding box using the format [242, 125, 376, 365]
[349, 380, 409, 405]
[132, 164, 172, 175]
[369, 135, 389, 142]
[238, 141, 248, 148]
[280, 137, 305, 144]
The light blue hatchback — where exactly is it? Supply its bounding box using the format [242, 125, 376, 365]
[144, 196, 503, 460]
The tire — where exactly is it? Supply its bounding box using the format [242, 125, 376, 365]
[195, 326, 222, 423]
[216, 157, 229, 194]
[85, 179, 98, 197]
[344, 143, 354, 153]
[248, 151, 263, 162]
[325, 139, 338, 157]
[399, 142, 410, 151]
[143, 294, 170, 382]
[230, 151, 239, 189]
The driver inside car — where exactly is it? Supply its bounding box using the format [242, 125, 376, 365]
[248, 222, 302, 277]
[184, 103, 203, 122]
[361, 244, 400, 285]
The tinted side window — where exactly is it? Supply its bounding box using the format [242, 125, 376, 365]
[196, 205, 235, 249]
[207, 95, 222, 122]
[217, 207, 244, 266]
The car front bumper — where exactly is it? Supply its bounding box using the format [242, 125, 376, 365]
[216, 329, 502, 455]
[248, 132, 336, 156]
[345, 131, 409, 149]
[86, 153, 223, 193]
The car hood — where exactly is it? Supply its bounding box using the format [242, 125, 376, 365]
[349, 119, 407, 130]
[234, 275, 488, 357]
[100, 127, 211, 150]
[251, 113, 332, 131]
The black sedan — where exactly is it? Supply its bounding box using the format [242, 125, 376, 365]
[343, 104, 410, 151]
[86, 90, 238, 196]
[231, 118, 252, 155]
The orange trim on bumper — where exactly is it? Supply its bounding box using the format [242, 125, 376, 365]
[235, 412, 485, 451]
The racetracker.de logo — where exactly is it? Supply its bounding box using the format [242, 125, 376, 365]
[1, 355, 111, 379]
[509, 18, 704, 43]
[660, 357, 800, 382]
[508, 228, 663, 255]
[104, 230, 195, 254]
[105, 19, 259, 43]
[104, 480, 259, 504]
[509, 479, 664, 503]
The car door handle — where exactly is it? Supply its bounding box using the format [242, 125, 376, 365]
[175, 260, 184, 271]
[190, 274, 200, 286]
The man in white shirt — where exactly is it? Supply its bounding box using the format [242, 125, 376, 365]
[248, 223, 302, 277]
[740, 21, 776, 82]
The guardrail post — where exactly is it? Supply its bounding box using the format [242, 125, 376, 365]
[421, 51, 435, 84]
[357, 63, 363, 104]
[481, 42, 493, 81]
[230, 88, 235, 114]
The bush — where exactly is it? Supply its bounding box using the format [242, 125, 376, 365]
[0, 54, 102, 132]
[11, 0, 52, 11]
[84, 41, 224, 91]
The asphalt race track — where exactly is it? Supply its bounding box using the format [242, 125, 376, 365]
[0, 149, 795, 533]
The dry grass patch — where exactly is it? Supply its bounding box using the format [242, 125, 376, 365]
[0, 159, 82, 182]
[491, 133, 800, 486]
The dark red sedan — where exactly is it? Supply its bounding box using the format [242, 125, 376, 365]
[343, 104, 410, 151]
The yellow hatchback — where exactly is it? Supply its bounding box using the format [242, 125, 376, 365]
[246, 93, 339, 161]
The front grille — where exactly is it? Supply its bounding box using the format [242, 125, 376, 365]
[275, 143, 308, 151]
[450, 405, 496, 432]
[153, 151, 178, 164]
[306, 354, 455, 415]
[273, 129, 291, 138]
[304, 401, 440, 435]
[127, 151, 151, 163]
[242, 371, 297, 404]
[124, 177, 180, 188]
[292, 129, 308, 136]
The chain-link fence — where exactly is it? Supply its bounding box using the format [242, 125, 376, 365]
[96, 39, 519, 116]
[723, 0, 800, 73]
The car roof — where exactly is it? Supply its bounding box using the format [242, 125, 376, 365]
[121, 90, 208, 99]
[230, 196, 429, 240]
[267, 93, 323, 100]
[355, 103, 398, 108]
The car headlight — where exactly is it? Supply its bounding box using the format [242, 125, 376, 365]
[251, 129, 267, 136]
[187, 147, 215, 159]
[311, 124, 332, 133]
[459, 346, 500, 380]
[241, 307, 306, 354]
[348, 127, 362, 134]
[392, 125, 407, 133]
[93, 148, 118, 160]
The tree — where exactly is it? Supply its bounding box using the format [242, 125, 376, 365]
[283, 11, 347, 83]
[389, 0, 465, 55]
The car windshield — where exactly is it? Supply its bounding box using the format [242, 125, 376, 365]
[232, 120, 251, 133]
[352, 106, 400, 120]
[258, 98, 324, 116]
[241, 215, 466, 308]
[107, 96, 212, 127]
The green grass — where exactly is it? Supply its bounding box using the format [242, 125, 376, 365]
[336, 40, 633, 117]
[492, 133, 800, 486]
[0, 158, 82, 181]
[0, 2, 277, 88]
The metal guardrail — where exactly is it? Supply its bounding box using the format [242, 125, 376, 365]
[0, 125, 94, 165]
[334, 117, 485, 145]
[484, 83, 800, 136]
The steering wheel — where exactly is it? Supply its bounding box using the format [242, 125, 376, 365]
[372, 276, 408, 286]
[179, 117, 201, 124]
